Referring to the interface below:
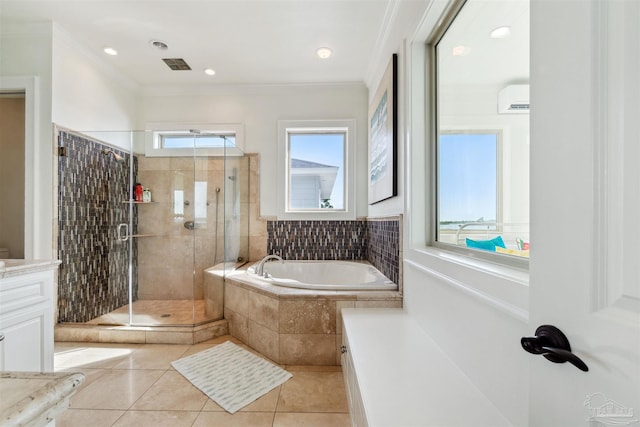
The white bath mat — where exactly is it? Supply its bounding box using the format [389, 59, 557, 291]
[171, 341, 292, 414]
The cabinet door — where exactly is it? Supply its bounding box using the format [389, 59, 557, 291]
[0, 308, 48, 371]
[341, 332, 368, 427]
[0, 271, 54, 372]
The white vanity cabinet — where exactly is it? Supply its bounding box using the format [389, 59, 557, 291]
[0, 261, 59, 372]
[341, 330, 368, 427]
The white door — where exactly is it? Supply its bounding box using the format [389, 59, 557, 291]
[529, 0, 640, 425]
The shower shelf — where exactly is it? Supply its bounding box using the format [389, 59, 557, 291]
[122, 201, 158, 204]
[129, 234, 156, 238]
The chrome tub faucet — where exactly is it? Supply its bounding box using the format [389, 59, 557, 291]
[255, 254, 284, 276]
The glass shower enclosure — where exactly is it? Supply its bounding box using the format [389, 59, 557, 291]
[56, 129, 248, 327]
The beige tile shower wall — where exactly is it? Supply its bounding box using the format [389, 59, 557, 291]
[225, 156, 251, 262]
[248, 154, 268, 261]
[137, 156, 250, 300]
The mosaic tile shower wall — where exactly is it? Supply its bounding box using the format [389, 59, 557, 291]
[57, 131, 138, 323]
[266, 218, 400, 285]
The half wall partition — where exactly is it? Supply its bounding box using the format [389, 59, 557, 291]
[55, 129, 248, 328]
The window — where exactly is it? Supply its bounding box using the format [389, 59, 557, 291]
[161, 133, 236, 149]
[145, 123, 244, 157]
[433, 0, 530, 261]
[277, 120, 356, 220]
[288, 132, 344, 210]
[438, 131, 499, 238]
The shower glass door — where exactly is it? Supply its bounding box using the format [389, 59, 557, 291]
[133, 129, 247, 326]
[56, 129, 135, 325]
[57, 128, 249, 328]
[134, 130, 201, 326]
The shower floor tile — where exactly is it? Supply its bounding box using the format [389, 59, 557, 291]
[86, 300, 211, 326]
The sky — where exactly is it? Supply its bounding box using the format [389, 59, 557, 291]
[439, 133, 497, 222]
[289, 133, 345, 209]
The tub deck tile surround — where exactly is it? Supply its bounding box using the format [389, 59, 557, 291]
[279, 299, 336, 335]
[249, 290, 280, 331]
[280, 334, 337, 365]
[224, 267, 402, 365]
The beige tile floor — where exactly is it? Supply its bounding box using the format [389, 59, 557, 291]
[54, 335, 351, 427]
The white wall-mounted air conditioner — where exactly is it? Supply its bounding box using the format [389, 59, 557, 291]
[498, 84, 529, 114]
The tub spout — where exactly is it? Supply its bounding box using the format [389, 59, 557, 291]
[255, 254, 283, 276]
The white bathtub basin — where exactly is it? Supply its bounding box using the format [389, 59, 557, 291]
[247, 260, 396, 291]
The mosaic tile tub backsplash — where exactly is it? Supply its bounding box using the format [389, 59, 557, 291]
[267, 220, 368, 260]
[267, 218, 400, 286]
[57, 131, 138, 323]
[367, 219, 400, 286]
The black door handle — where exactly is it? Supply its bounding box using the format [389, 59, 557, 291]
[521, 325, 589, 372]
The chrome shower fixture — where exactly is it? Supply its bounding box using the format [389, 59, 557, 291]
[102, 149, 125, 163]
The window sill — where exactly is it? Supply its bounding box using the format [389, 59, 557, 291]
[405, 246, 529, 323]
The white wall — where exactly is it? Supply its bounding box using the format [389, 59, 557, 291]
[0, 23, 54, 259]
[52, 25, 139, 148]
[139, 83, 369, 218]
[0, 23, 142, 258]
[365, 0, 430, 219]
[395, 1, 530, 425]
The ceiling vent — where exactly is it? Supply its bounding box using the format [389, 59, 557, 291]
[498, 84, 529, 114]
[162, 58, 192, 71]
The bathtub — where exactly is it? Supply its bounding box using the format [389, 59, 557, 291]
[246, 260, 396, 291]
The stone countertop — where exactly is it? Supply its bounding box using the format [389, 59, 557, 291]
[0, 260, 61, 279]
[0, 371, 84, 427]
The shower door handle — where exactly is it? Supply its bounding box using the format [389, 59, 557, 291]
[117, 223, 129, 241]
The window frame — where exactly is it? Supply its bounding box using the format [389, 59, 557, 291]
[287, 130, 346, 212]
[144, 122, 245, 157]
[160, 132, 237, 149]
[402, 0, 529, 323]
[428, 0, 529, 268]
[277, 119, 356, 220]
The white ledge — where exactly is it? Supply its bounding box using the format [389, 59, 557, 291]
[342, 308, 511, 426]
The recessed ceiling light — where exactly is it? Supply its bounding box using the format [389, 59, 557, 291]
[490, 26, 511, 39]
[452, 45, 471, 56]
[204, 68, 216, 76]
[316, 47, 332, 59]
[149, 40, 169, 50]
[103, 47, 118, 56]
